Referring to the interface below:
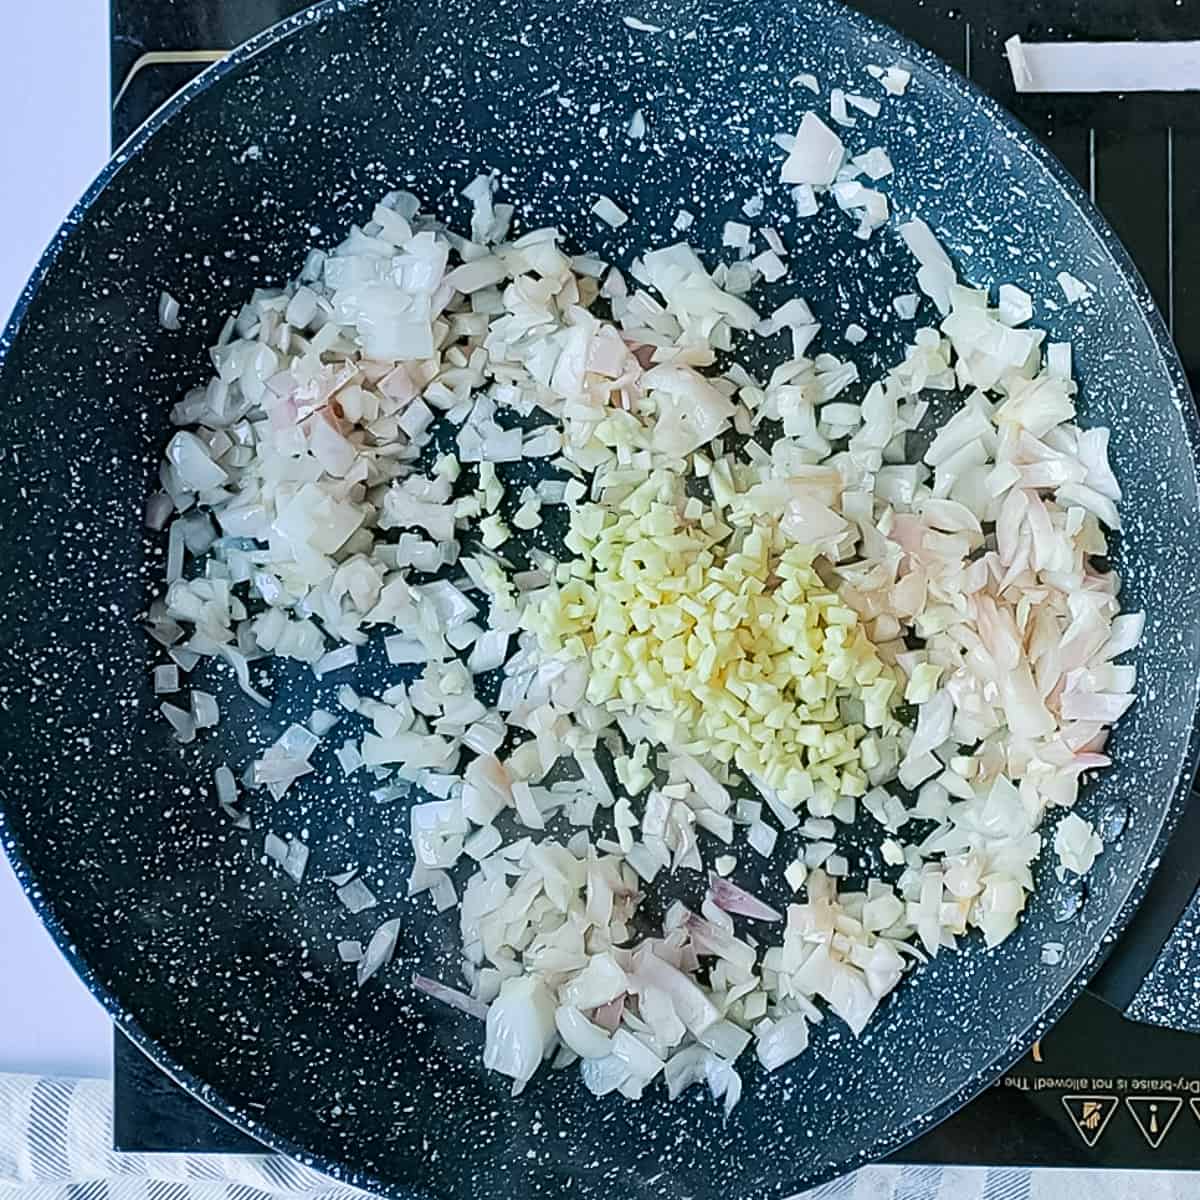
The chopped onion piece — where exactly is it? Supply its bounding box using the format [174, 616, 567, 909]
[413, 973, 490, 1020]
[190, 690, 219, 729]
[622, 15, 662, 32]
[158, 291, 182, 331]
[159, 701, 195, 744]
[780, 113, 845, 187]
[357, 918, 402, 987]
[747, 821, 778, 858]
[756, 1013, 809, 1071]
[708, 874, 782, 922]
[1057, 271, 1093, 304]
[337, 877, 379, 914]
[592, 196, 629, 228]
[153, 664, 179, 694]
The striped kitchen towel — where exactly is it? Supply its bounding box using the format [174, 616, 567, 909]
[0, 1074, 1195, 1200]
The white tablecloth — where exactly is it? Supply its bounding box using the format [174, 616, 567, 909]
[2, 1074, 1198, 1200]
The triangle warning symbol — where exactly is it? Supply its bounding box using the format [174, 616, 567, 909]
[1061, 1095, 1118, 1147]
[1126, 1096, 1182, 1149]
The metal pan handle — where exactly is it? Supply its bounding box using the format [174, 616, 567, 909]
[1088, 720, 1200, 1031]
[1088, 364, 1200, 1030]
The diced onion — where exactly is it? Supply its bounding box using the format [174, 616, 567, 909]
[146, 166, 1136, 1117]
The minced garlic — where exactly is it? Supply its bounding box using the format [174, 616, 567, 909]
[524, 467, 899, 808]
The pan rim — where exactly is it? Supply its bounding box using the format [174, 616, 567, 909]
[2, 0, 1199, 1193]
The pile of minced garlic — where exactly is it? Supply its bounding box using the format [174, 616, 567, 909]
[526, 473, 897, 804]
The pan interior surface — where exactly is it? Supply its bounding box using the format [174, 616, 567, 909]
[1, 0, 1199, 1196]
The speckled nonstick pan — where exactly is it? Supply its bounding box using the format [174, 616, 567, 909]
[1, 0, 1199, 1195]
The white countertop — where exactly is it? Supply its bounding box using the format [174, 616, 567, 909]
[0, 0, 115, 1080]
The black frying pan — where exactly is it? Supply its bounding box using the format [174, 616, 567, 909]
[2, 0, 1200, 1196]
